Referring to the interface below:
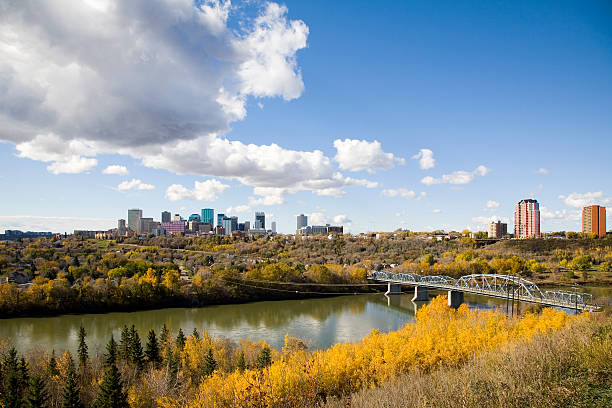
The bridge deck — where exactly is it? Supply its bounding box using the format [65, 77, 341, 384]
[369, 272, 600, 312]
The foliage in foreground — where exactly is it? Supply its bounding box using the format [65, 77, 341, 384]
[325, 311, 612, 408]
[158, 296, 575, 407]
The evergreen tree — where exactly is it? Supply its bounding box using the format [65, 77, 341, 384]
[192, 328, 200, 340]
[19, 357, 29, 385]
[128, 325, 144, 369]
[236, 351, 246, 372]
[95, 362, 128, 408]
[25, 376, 48, 408]
[144, 329, 160, 367]
[175, 328, 186, 350]
[47, 350, 59, 376]
[2, 348, 22, 408]
[165, 350, 179, 389]
[255, 346, 272, 370]
[159, 324, 169, 345]
[118, 326, 130, 362]
[61, 356, 83, 408]
[104, 336, 118, 367]
[203, 349, 216, 377]
[77, 326, 88, 369]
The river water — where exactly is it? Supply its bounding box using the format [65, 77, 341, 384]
[1, 286, 610, 355]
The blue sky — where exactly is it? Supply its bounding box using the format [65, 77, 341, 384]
[0, 0, 611, 234]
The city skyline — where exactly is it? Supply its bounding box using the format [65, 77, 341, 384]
[1, 1, 611, 234]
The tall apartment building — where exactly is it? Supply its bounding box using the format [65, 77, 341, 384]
[488, 220, 508, 239]
[514, 199, 540, 238]
[271, 221, 277, 233]
[255, 212, 265, 230]
[127, 209, 142, 234]
[161, 211, 171, 223]
[118, 219, 126, 236]
[201, 208, 214, 225]
[582, 205, 606, 237]
[297, 214, 308, 230]
[217, 213, 225, 227]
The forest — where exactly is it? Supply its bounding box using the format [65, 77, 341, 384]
[0, 233, 611, 317]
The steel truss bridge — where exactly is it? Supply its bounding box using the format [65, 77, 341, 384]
[368, 271, 601, 312]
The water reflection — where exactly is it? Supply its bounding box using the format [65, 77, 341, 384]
[2, 286, 609, 355]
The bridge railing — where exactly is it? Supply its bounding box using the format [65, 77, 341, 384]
[368, 271, 599, 310]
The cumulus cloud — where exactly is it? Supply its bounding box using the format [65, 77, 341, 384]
[333, 214, 351, 224]
[432, 209, 441, 213]
[333, 139, 404, 173]
[117, 179, 155, 191]
[226, 205, 251, 214]
[165, 179, 229, 201]
[46, 156, 98, 175]
[540, 207, 567, 220]
[411, 148, 435, 170]
[304, 212, 349, 226]
[559, 191, 611, 208]
[485, 200, 500, 210]
[16, 133, 98, 174]
[421, 165, 489, 186]
[472, 215, 510, 226]
[381, 188, 426, 200]
[536, 168, 549, 175]
[102, 165, 129, 176]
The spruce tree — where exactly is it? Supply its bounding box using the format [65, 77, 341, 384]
[128, 325, 144, 369]
[2, 348, 22, 408]
[236, 351, 246, 372]
[192, 328, 200, 340]
[118, 326, 130, 362]
[61, 356, 83, 408]
[203, 349, 216, 377]
[159, 324, 169, 345]
[95, 336, 128, 408]
[255, 346, 272, 369]
[144, 329, 160, 367]
[165, 350, 179, 389]
[26, 376, 48, 408]
[77, 326, 88, 369]
[47, 350, 59, 376]
[175, 328, 186, 350]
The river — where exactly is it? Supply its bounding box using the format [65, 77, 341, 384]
[1, 286, 610, 355]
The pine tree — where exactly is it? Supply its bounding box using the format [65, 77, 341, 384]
[203, 349, 217, 377]
[95, 363, 128, 408]
[61, 356, 83, 408]
[119, 325, 130, 362]
[47, 350, 59, 376]
[77, 326, 88, 369]
[192, 328, 200, 340]
[159, 324, 169, 345]
[144, 329, 160, 367]
[95, 336, 128, 408]
[25, 376, 47, 408]
[256, 346, 272, 370]
[2, 348, 22, 408]
[128, 325, 144, 369]
[165, 350, 179, 389]
[175, 328, 186, 350]
[19, 357, 29, 385]
[236, 351, 246, 372]
[104, 336, 118, 367]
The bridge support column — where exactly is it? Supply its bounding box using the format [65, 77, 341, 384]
[448, 290, 464, 308]
[385, 282, 402, 295]
[412, 286, 428, 301]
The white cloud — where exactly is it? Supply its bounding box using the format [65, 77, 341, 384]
[304, 212, 349, 226]
[471, 215, 510, 226]
[333, 214, 351, 224]
[46, 156, 98, 174]
[226, 205, 251, 214]
[411, 148, 435, 170]
[485, 200, 500, 210]
[421, 165, 489, 186]
[165, 179, 229, 201]
[540, 207, 567, 220]
[117, 178, 155, 191]
[0, 215, 115, 233]
[536, 168, 549, 175]
[102, 165, 129, 176]
[559, 191, 611, 208]
[333, 139, 404, 173]
[381, 188, 417, 199]
[432, 209, 441, 213]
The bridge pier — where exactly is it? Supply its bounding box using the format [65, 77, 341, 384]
[448, 290, 464, 308]
[412, 286, 429, 301]
[385, 282, 402, 295]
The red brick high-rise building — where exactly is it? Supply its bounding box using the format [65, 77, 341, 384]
[515, 199, 540, 238]
[582, 205, 606, 237]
